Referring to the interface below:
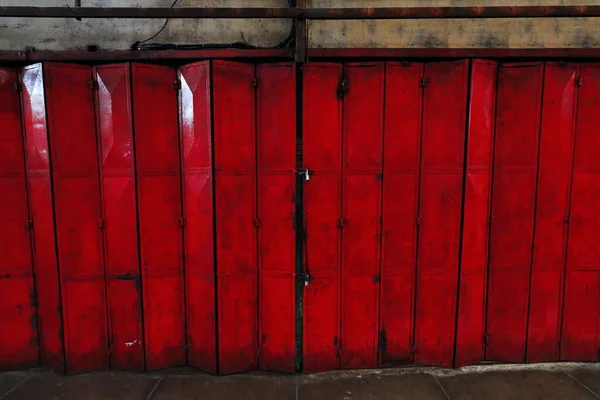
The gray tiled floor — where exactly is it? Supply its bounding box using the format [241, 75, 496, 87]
[1, 364, 599, 399]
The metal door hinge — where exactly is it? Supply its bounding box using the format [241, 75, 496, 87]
[565, 214, 572, 224]
[420, 77, 430, 88]
[483, 334, 489, 348]
[88, 78, 99, 91]
[411, 344, 417, 355]
[14, 80, 22, 92]
[25, 219, 33, 231]
[415, 216, 422, 226]
[96, 218, 105, 229]
[173, 78, 181, 91]
[255, 348, 260, 359]
[252, 77, 259, 89]
[488, 215, 494, 225]
[376, 173, 383, 181]
[253, 218, 262, 228]
[577, 77, 584, 87]
[372, 274, 380, 283]
[338, 217, 346, 229]
[337, 74, 349, 100]
[178, 217, 186, 228]
[337, 347, 343, 359]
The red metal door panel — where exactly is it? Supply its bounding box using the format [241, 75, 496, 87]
[212, 60, 257, 374]
[218, 274, 257, 372]
[131, 63, 185, 370]
[486, 62, 544, 363]
[561, 272, 600, 360]
[44, 62, 108, 373]
[455, 60, 497, 367]
[19, 64, 65, 372]
[526, 63, 578, 363]
[0, 67, 38, 368]
[93, 64, 144, 371]
[562, 63, 600, 361]
[178, 61, 216, 374]
[257, 63, 296, 372]
[340, 63, 384, 369]
[414, 60, 468, 367]
[302, 63, 342, 373]
[259, 272, 295, 371]
[341, 174, 381, 368]
[379, 62, 423, 366]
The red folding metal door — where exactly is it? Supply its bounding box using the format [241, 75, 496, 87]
[93, 64, 145, 371]
[212, 61, 296, 374]
[303, 63, 385, 371]
[19, 64, 65, 372]
[303, 63, 343, 373]
[486, 62, 544, 362]
[413, 60, 469, 367]
[131, 63, 186, 370]
[44, 63, 109, 373]
[526, 63, 578, 362]
[213, 61, 258, 374]
[304, 61, 467, 371]
[340, 63, 384, 370]
[178, 61, 217, 374]
[5, 58, 600, 375]
[256, 63, 296, 372]
[454, 60, 497, 367]
[379, 61, 423, 366]
[0, 67, 38, 369]
[561, 63, 600, 361]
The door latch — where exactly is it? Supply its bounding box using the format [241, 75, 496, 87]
[297, 168, 311, 182]
[296, 273, 311, 286]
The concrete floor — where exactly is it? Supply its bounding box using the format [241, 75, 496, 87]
[0, 364, 599, 399]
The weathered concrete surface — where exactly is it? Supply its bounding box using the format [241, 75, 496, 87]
[437, 370, 598, 400]
[0, 371, 159, 400]
[0, 0, 291, 51]
[300, 372, 448, 400]
[307, 0, 600, 49]
[151, 374, 297, 400]
[0, 364, 599, 399]
[0, 373, 29, 398]
[3, 1, 600, 51]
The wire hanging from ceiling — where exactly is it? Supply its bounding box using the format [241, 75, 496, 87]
[132, 0, 296, 51]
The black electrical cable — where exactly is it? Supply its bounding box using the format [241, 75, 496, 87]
[131, 0, 179, 49]
[132, 0, 297, 51]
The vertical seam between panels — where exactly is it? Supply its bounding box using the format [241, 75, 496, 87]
[254, 64, 260, 370]
[376, 63, 387, 368]
[91, 66, 113, 368]
[452, 59, 474, 367]
[129, 63, 148, 372]
[42, 64, 68, 373]
[175, 65, 189, 367]
[17, 68, 43, 366]
[209, 61, 220, 375]
[295, 62, 304, 372]
[558, 64, 582, 360]
[411, 63, 426, 363]
[524, 63, 546, 363]
[483, 62, 501, 362]
[338, 63, 346, 370]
